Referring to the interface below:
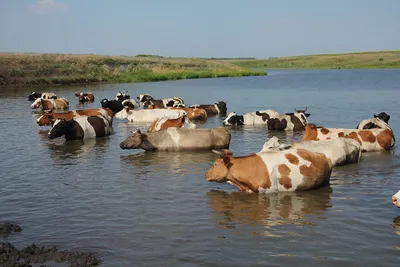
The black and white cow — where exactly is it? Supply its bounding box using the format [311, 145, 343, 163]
[137, 94, 185, 108]
[356, 112, 391, 130]
[28, 92, 42, 101]
[100, 99, 124, 114]
[223, 108, 310, 131]
[48, 115, 112, 141]
[189, 101, 227, 116]
[28, 92, 57, 101]
[115, 91, 131, 102]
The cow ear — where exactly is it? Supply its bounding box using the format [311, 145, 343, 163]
[223, 155, 231, 166]
[75, 93, 80, 97]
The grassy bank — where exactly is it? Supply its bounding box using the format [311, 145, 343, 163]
[0, 53, 266, 87]
[230, 50, 400, 69]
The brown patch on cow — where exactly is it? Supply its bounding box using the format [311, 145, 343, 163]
[359, 130, 377, 143]
[87, 116, 106, 137]
[228, 154, 271, 192]
[290, 116, 305, 130]
[377, 129, 394, 150]
[338, 132, 344, 137]
[345, 132, 362, 145]
[285, 153, 299, 165]
[321, 128, 329, 135]
[302, 124, 318, 141]
[326, 137, 331, 140]
[278, 164, 292, 189]
[296, 149, 331, 190]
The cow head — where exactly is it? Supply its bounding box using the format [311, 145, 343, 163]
[115, 91, 131, 102]
[259, 136, 291, 152]
[28, 92, 41, 101]
[216, 101, 227, 114]
[142, 99, 154, 109]
[36, 112, 54, 126]
[374, 112, 390, 123]
[100, 98, 110, 109]
[31, 98, 42, 109]
[121, 99, 137, 110]
[223, 112, 244, 126]
[393, 190, 400, 208]
[255, 111, 272, 122]
[48, 119, 71, 139]
[120, 130, 146, 149]
[294, 107, 311, 117]
[137, 94, 152, 103]
[205, 150, 233, 182]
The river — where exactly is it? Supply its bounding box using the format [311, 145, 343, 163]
[1, 69, 400, 266]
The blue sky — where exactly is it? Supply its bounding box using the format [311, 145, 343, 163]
[0, 0, 399, 58]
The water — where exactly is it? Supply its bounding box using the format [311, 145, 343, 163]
[1, 69, 400, 266]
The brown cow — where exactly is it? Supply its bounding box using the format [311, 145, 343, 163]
[75, 92, 95, 103]
[36, 108, 113, 126]
[205, 149, 332, 193]
[302, 124, 395, 152]
[146, 106, 207, 121]
[31, 98, 69, 110]
[147, 115, 196, 133]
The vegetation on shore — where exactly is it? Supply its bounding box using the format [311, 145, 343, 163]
[230, 50, 400, 69]
[0, 53, 266, 87]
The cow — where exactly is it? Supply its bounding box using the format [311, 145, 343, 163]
[357, 112, 391, 130]
[115, 91, 131, 101]
[147, 114, 196, 133]
[302, 124, 395, 152]
[259, 136, 362, 167]
[223, 110, 281, 126]
[75, 92, 95, 103]
[115, 108, 187, 123]
[120, 128, 231, 151]
[205, 148, 332, 193]
[100, 98, 124, 114]
[48, 115, 112, 141]
[36, 108, 114, 126]
[31, 98, 69, 110]
[392, 190, 400, 208]
[254, 108, 310, 131]
[138, 94, 185, 108]
[189, 101, 227, 116]
[28, 92, 57, 101]
[145, 106, 207, 120]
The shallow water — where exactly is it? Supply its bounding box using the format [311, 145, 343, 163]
[1, 69, 400, 266]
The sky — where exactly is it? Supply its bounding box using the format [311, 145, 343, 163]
[0, 0, 399, 58]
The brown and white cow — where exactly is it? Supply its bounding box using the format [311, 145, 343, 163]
[356, 112, 391, 130]
[205, 149, 332, 193]
[392, 190, 400, 208]
[120, 128, 231, 151]
[147, 115, 196, 133]
[145, 106, 208, 120]
[36, 108, 114, 126]
[31, 98, 69, 110]
[75, 92, 95, 103]
[260, 136, 362, 167]
[189, 101, 227, 116]
[302, 124, 395, 152]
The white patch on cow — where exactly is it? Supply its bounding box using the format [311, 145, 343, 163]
[185, 118, 196, 129]
[116, 109, 186, 123]
[357, 118, 391, 130]
[167, 127, 181, 146]
[214, 104, 220, 114]
[190, 104, 200, 108]
[122, 99, 139, 109]
[242, 109, 280, 125]
[154, 116, 170, 131]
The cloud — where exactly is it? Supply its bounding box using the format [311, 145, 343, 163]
[33, 0, 66, 14]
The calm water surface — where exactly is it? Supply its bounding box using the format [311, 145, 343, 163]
[1, 69, 400, 266]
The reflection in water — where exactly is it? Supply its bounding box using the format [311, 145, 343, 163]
[38, 129, 110, 162]
[120, 151, 216, 176]
[392, 216, 400, 236]
[207, 187, 332, 236]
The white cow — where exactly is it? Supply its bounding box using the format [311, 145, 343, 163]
[260, 136, 362, 167]
[115, 108, 187, 123]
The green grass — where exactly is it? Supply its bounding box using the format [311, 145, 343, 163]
[230, 50, 400, 69]
[0, 53, 266, 87]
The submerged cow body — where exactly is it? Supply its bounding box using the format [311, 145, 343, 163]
[120, 128, 231, 151]
[302, 124, 395, 152]
[357, 112, 391, 130]
[147, 115, 196, 133]
[75, 92, 95, 103]
[48, 115, 112, 141]
[36, 108, 113, 126]
[145, 106, 207, 120]
[115, 108, 187, 123]
[205, 149, 332, 193]
[189, 101, 227, 116]
[31, 98, 69, 110]
[28, 92, 57, 101]
[138, 94, 185, 108]
[260, 136, 362, 166]
[392, 190, 400, 208]
[223, 110, 280, 126]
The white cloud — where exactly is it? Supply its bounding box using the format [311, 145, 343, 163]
[33, 0, 66, 14]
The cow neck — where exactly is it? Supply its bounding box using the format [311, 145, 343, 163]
[64, 120, 83, 141]
[140, 137, 157, 151]
[225, 156, 262, 192]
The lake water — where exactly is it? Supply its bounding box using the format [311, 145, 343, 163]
[1, 69, 400, 267]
